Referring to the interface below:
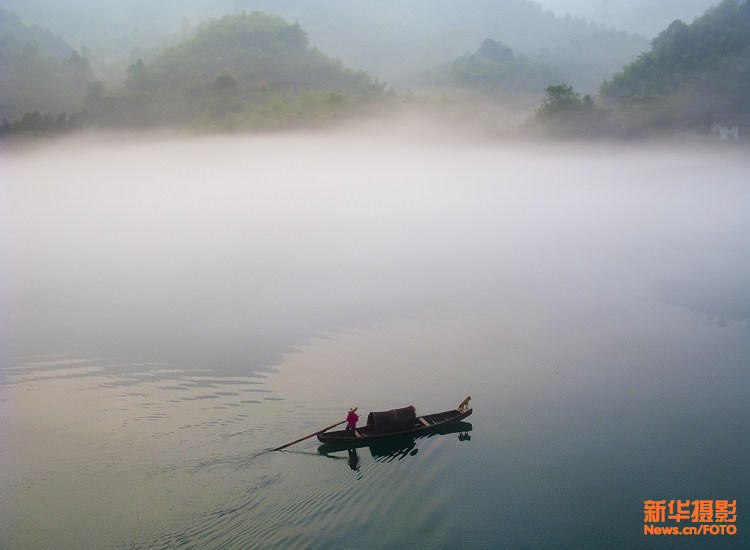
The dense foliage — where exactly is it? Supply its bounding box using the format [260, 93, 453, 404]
[530, 83, 610, 137]
[82, 12, 386, 130]
[531, 1, 750, 139]
[447, 38, 561, 93]
[601, 0, 750, 132]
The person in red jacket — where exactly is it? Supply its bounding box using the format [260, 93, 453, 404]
[346, 407, 359, 433]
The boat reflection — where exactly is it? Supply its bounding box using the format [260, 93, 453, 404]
[317, 421, 473, 464]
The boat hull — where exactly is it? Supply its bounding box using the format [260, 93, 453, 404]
[317, 420, 473, 456]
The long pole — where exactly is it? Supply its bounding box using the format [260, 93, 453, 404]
[272, 419, 347, 451]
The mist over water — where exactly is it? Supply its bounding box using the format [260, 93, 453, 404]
[2, 129, 749, 548]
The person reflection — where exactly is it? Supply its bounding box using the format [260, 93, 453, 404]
[347, 448, 360, 471]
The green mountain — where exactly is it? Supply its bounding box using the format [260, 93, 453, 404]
[0, 8, 92, 122]
[4, 0, 648, 92]
[601, 0, 750, 130]
[446, 38, 562, 93]
[86, 12, 385, 130]
[0, 7, 73, 60]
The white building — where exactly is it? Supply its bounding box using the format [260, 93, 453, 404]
[712, 114, 750, 141]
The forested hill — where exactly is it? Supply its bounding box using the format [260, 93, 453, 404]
[4, 0, 648, 92]
[0, 8, 73, 60]
[0, 8, 92, 122]
[602, 0, 750, 123]
[86, 12, 385, 130]
[445, 38, 561, 93]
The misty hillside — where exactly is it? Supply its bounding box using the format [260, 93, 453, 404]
[236, 0, 647, 92]
[602, 0, 750, 125]
[85, 12, 384, 130]
[4, 0, 648, 93]
[537, 0, 718, 37]
[528, 0, 750, 138]
[0, 7, 73, 60]
[444, 38, 561, 93]
[0, 8, 92, 121]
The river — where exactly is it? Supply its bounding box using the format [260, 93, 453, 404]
[1, 132, 748, 548]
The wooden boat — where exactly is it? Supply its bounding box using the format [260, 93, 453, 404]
[316, 396, 472, 444]
[317, 420, 473, 457]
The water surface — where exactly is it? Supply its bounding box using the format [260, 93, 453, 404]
[2, 133, 748, 548]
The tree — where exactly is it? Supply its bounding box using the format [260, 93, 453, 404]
[126, 59, 150, 91]
[448, 38, 560, 93]
[214, 74, 239, 95]
[538, 84, 583, 115]
[532, 83, 609, 137]
[477, 39, 514, 63]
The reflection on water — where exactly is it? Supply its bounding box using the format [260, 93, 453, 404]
[0, 347, 478, 549]
[318, 421, 473, 464]
[3, 134, 750, 549]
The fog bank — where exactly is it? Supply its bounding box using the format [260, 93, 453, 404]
[5, 130, 749, 376]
